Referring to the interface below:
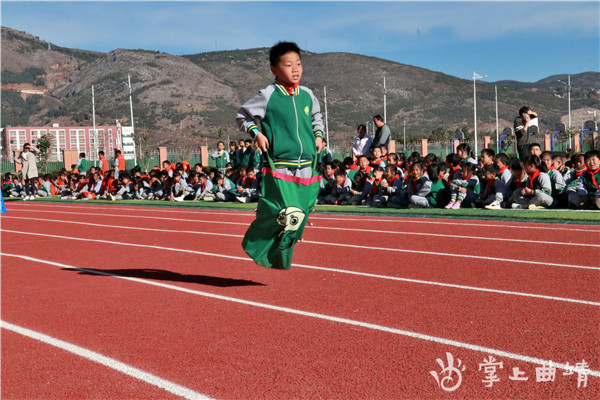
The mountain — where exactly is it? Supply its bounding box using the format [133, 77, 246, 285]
[2, 26, 599, 151]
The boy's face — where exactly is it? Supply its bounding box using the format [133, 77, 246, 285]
[586, 155, 600, 171]
[485, 171, 496, 181]
[575, 156, 586, 170]
[494, 158, 506, 169]
[325, 165, 334, 176]
[530, 146, 542, 157]
[230, 144, 236, 150]
[217, 142, 224, 151]
[541, 154, 553, 170]
[359, 157, 369, 169]
[552, 158, 563, 169]
[245, 141, 252, 148]
[372, 148, 381, 158]
[461, 168, 471, 179]
[271, 51, 302, 86]
[385, 168, 395, 179]
[239, 140, 244, 148]
[525, 163, 536, 175]
[335, 175, 345, 185]
[481, 153, 493, 165]
[373, 169, 383, 179]
[247, 171, 255, 179]
[412, 166, 423, 177]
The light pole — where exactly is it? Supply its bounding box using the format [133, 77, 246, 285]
[495, 85, 499, 153]
[403, 120, 406, 151]
[473, 72, 487, 159]
[123, 74, 138, 166]
[558, 74, 572, 148]
[375, 76, 387, 123]
[92, 84, 98, 166]
[323, 86, 329, 147]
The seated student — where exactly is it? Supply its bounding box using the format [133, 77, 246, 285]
[356, 155, 373, 176]
[147, 171, 163, 200]
[316, 162, 337, 204]
[60, 178, 78, 199]
[317, 139, 333, 164]
[349, 171, 373, 205]
[386, 153, 405, 179]
[184, 174, 201, 199]
[407, 163, 443, 208]
[445, 162, 479, 209]
[195, 173, 215, 201]
[166, 171, 185, 202]
[370, 146, 386, 168]
[564, 153, 586, 192]
[161, 160, 174, 177]
[456, 143, 478, 167]
[528, 143, 542, 158]
[396, 152, 407, 173]
[213, 173, 236, 202]
[505, 161, 529, 200]
[235, 169, 259, 203]
[510, 155, 553, 210]
[374, 164, 403, 207]
[2, 174, 15, 197]
[423, 153, 438, 169]
[344, 156, 359, 182]
[480, 165, 511, 209]
[54, 170, 68, 192]
[364, 165, 386, 206]
[324, 169, 353, 205]
[445, 153, 462, 184]
[77, 171, 103, 200]
[568, 150, 600, 210]
[379, 145, 388, 161]
[552, 154, 567, 176]
[9, 178, 24, 197]
[390, 162, 427, 208]
[109, 172, 135, 201]
[480, 148, 495, 168]
[70, 164, 80, 175]
[41, 174, 59, 198]
[541, 151, 565, 202]
[493, 153, 512, 185]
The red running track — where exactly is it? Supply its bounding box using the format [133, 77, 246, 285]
[1, 202, 599, 399]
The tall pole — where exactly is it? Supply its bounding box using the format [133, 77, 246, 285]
[324, 86, 329, 147]
[375, 77, 387, 124]
[92, 85, 98, 166]
[568, 74, 572, 148]
[403, 120, 406, 151]
[495, 85, 499, 153]
[124, 74, 138, 166]
[473, 72, 487, 159]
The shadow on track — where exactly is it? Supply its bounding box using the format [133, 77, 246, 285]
[63, 268, 266, 288]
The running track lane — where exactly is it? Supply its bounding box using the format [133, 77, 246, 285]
[2, 255, 598, 399]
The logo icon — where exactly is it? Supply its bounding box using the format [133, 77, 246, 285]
[304, 106, 309, 116]
[430, 352, 466, 392]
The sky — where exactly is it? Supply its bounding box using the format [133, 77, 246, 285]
[1, 1, 599, 83]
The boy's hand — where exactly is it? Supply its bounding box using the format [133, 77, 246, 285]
[315, 137, 324, 153]
[255, 132, 269, 152]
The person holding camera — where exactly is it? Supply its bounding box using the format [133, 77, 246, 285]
[514, 106, 538, 160]
[15, 142, 40, 201]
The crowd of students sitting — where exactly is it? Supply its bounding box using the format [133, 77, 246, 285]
[2, 140, 599, 211]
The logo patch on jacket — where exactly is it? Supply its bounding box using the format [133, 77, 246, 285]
[304, 106, 309, 116]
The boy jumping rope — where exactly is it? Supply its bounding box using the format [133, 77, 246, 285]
[236, 41, 324, 269]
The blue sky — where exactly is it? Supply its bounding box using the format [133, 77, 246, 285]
[2, 1, 598, 82]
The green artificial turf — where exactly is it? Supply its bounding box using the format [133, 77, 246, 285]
[6, 197, 599, 224]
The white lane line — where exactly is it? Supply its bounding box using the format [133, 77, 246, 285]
[2, 253, 598, 378]
[2, 224, 597, 272]
[5, 211, 598, 248]
[7, 202, 599, 232]
[1, 320, 211, 400]
[2, 224, 599, 306]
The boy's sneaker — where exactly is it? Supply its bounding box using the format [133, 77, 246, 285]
[173, 195, 185, 202]
[595, 196, 600, 209]
[444, 201, 455, 209]
[528, 204, 546, 210]
[203, 196, 214, 202]
[22, 196, 28, 201]
[511, 203, 527, 209]
[484, 201, 502, 210]
[29, 195, 35, 200]
[236, 196, 248, 203]
[107, 193, 116, 201]
[451, 201, 461, 209]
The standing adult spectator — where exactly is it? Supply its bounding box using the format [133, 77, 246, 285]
[15, 143, 40, 201]
[371, 115, 391, 152]
[352, 124, 372, 161]
[514, 106, 538, 160]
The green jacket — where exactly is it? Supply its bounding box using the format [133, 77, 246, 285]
[237, 81, 324, 169]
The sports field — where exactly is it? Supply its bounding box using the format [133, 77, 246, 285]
[1, 201, 599, 399]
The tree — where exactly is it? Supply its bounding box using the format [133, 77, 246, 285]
[37, 133, 52, 174]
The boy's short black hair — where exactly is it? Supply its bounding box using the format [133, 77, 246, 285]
[334, 169, 346, 178]
[584, 150, 600, 160]
[270, 41, 301, 67]
[98, 151, 105, 156]
[481, 148, 495, 158]
[461, 162, 475, 174]
[385, 164, 397, 175]
[494, 153, 509, 166]
[446, 153, 461, 166]
[484, 164, 499, 175]
[528, 143, 541, 151]
[79, 152, 86, 158]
